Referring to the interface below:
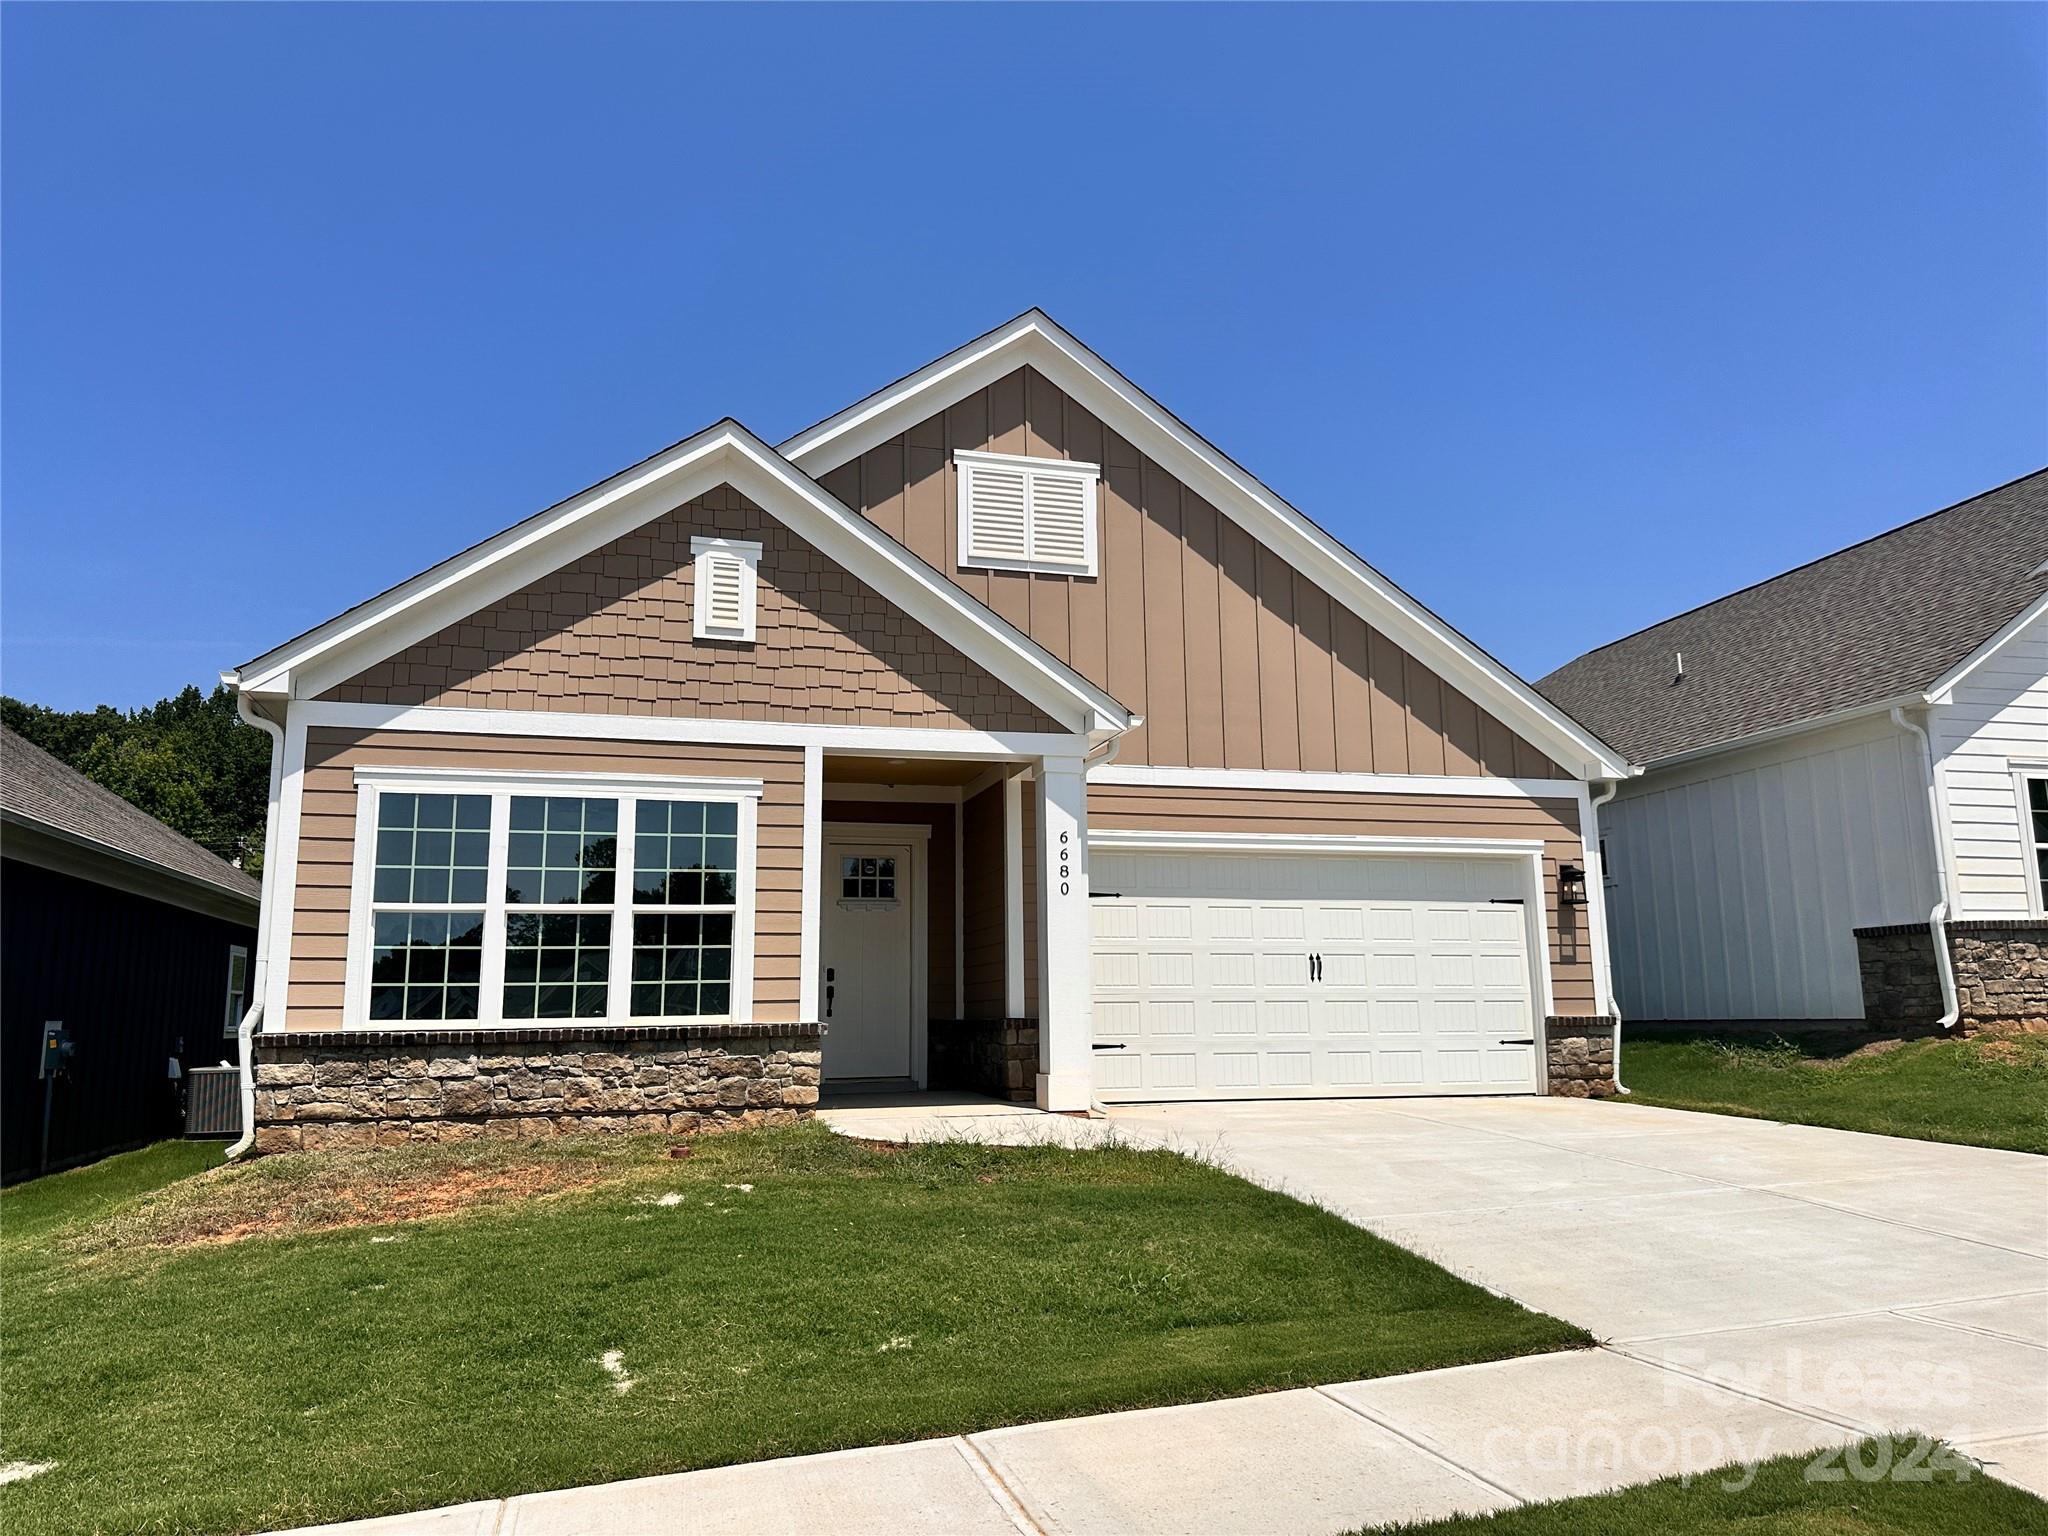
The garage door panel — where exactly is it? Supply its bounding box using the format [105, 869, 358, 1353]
[1091, 851, 1542, 1102]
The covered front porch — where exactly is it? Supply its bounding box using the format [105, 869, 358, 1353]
[812, 749, 1093, 1111]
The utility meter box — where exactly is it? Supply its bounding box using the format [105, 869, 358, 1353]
[40, 1022, 74, 1079]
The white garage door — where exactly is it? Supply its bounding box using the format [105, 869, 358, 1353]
[1089, 850, 1543, 1102]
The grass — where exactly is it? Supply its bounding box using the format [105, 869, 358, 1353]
[1, 1127, 1589, 1536]
[1617, 1028, 2048, 1154]
[1370, 1440, 2048, 1534]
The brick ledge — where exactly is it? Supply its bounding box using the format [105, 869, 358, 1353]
[1854, 919, 2048, 938]
[258, 1022, 824, 1049]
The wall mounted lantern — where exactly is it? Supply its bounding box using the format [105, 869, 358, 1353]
[1558, 863, 1587, 906]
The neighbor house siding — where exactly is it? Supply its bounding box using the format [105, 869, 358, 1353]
[1601, 717, 1936, 1021]
[286, 727, 806, 1031]
[961, 782, 1006, 1019]
[819, 367, 1562, 777]
[323, 482, 1058, 734]
[1084, 783, 1597, 1013]
[1930, 610, 2048, 918]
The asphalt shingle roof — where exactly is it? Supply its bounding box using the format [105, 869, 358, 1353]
[0, 726, 261, 905]
[1536, 469, 2048, 766]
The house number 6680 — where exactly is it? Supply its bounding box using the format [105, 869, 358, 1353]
[1059, 829, 1071, 895]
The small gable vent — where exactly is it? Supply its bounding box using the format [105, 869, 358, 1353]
[690, 537, 761, 643]
[956, 450, 1100, 576]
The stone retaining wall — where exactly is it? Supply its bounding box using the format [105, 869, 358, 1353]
[1854, 920, 2048, 1035]
[1545, 1017, 1618, 1097]
[253, 1023, 823, 1153]
[928, 1018, 1038, 1103]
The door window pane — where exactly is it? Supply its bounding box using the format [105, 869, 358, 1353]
[840, 854, 897, 900]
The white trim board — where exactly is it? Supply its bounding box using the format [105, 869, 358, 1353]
[1088, 765, 1585, 799]
[1088, 829, 1549, 859]
[228, 422, 1131, 737]
[292, 700, 1095, 762]
[351, 764, 764, 799]
[780, 310, 1630, 781]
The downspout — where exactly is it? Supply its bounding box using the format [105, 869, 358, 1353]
[1588, 780, 1628, 1095]
[227, 693, 286, 1159]
[1891, 706, 1961, 1030]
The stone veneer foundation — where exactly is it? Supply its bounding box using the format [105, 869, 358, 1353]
[252, 1023, 823, 1153]
[1854, 920, 2048, 1036]
[928, 1018, 1039, 1103]
[1544, 1017, 1618, 1097]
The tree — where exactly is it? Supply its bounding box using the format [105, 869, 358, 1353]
[3, 685, 273, 874]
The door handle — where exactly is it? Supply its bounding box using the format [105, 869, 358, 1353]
[1497, 1038, 1535, 1046]
[1309, 953, 1322, 983]
[1092, 1042, 1126, 1051]
[824, 967, 835, 1020]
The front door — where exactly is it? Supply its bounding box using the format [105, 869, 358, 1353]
[820, 837, 916, 1082]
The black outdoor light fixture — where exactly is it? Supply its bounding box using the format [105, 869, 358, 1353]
[1558, 863, 1587, 906]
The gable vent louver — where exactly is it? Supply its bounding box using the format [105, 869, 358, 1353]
[690, 537, 761, 643]
[956, 450, 1100, 576]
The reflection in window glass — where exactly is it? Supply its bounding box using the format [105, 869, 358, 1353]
[370, 911, 485, 1021]
[503, 912, 611, 1019]
[840, 854, 897, 900]
[634, 799, 738, 905]
[630, 912, 735, 1018]
[373, 792, 491, 905]
[506, 796, 617, 905]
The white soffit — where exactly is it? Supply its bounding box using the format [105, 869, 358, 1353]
[227, 420, 1130, 736]
[781, 310, 1632, 780]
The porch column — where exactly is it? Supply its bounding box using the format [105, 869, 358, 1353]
[1034, 755, 1093, 1111]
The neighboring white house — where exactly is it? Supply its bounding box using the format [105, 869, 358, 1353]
[1540, 470, 2048, 1025]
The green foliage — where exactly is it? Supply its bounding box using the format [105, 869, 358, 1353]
[2, 684, 272, 874]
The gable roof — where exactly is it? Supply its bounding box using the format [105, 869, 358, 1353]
[781, 309, 1631, 780]
[228, 419, 1131, 737]
[1536, 468, 2048, 766]
[1, 726, 261, 913]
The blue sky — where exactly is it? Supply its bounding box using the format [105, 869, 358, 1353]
[4, 3, 2042, 711]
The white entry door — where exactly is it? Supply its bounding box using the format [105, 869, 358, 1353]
[1089, 850, 1542, 1102]
[821, 837, 917, 1082]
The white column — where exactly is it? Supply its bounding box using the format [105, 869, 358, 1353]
[1034, 756, 1092, 1111]
[798, 745, 823, 1022]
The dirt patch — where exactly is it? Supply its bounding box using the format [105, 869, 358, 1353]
[1799, 1037, 1913, 1069]
[180, 1164, 608, 1247]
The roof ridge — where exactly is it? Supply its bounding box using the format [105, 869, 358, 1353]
[1544, 464, 2048, 676]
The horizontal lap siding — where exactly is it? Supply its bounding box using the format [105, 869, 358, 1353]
[1931, 611, 2048, 917]
[288, 728, 806, 1030]
[823, 366, 1562, 778]
[1086, 784, 1596, 1013]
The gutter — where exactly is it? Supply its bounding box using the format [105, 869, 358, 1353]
[1890, 706, 1961, 1030]
[226, 694, 287, 1159]
[1587, 780, 1628, 1095]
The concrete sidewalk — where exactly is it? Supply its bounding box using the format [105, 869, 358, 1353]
[283, 1098, 2048, 1534]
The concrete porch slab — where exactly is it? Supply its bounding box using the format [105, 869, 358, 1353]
[817, 1091, 1128, 1148]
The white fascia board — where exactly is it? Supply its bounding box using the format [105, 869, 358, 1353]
[229, 421, 1131, 737]
[1628, 693, 1923, 780]
[781, 311, 1632, 781]
[294, 699, 1093, 762]
[1088, 764, 1585, 799]
[1088, 828, 1546, 859]
[1924, 589, 2048, 705]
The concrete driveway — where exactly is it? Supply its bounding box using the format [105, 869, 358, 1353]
[1108, 1096, 2048, 1486]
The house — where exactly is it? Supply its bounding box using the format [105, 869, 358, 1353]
[2, 727, 260, 1180]
[223, 310, 1634, 1153]
[1539, 470, 2048, 1033]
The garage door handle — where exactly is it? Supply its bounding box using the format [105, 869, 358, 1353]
[1497, 1038, 1535, 1046]
[1092, 1042, 1126, 1051]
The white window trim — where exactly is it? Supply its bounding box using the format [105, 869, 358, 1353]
[2013, 762, 2048, 917]
[223, 943, 251, 1038]
[955, 448, 1101, 577]
[343, 766, 761, 1029]
[690, 536, 762, 643]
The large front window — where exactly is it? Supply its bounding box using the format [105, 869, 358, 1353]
[355, 773, 756, 1027]
[2026, 772, 2048, 914]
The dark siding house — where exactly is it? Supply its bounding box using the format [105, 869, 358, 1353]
[2, 727, 260, 1181]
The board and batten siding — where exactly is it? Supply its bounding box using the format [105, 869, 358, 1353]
[1084, 783, 1597, 1014]
[1602, 717, 1937, 1021]
[818, 366, 1564, 779]
[1931, 610, 2048, 917]
[286, 727, 807, 1030]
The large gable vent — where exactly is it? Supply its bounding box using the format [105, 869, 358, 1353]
[690, 537, 761, 642]
[956, 450, 1100, 576]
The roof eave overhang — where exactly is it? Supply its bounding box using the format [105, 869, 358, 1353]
[782, 310, 1632, 782]
[1922, 589, 2048, 706]
[228, 422, 1131, 738]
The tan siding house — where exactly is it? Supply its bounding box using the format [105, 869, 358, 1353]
[225, 311, 1629, 1151]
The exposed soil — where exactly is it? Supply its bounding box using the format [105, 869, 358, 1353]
[182, 1164, 610, 1247]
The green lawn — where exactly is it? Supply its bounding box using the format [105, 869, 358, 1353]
[1, 1128, 1589, 1536]
[1618, 1029, 2048, 1154]
[1371, 1440, 2048, 1534]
